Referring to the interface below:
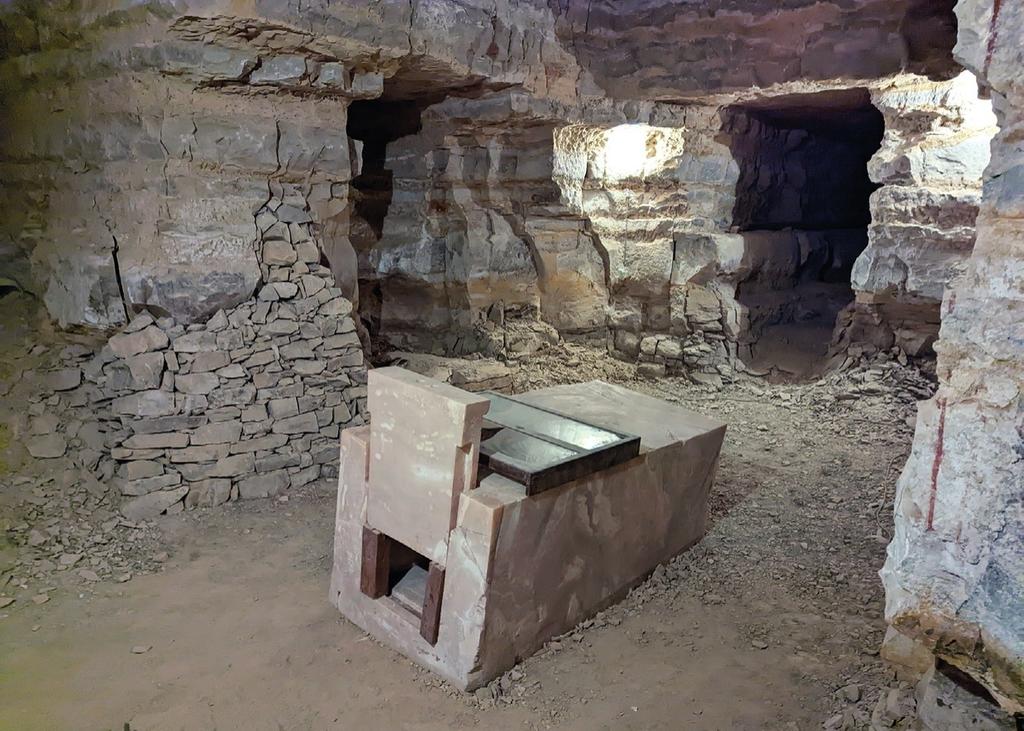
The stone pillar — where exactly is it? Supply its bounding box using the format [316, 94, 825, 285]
[843, 71, 996, 357]
[880, 0, 1024, 714]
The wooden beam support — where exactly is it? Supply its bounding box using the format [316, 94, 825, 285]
[419, 562, 445, 645]
[360, 526, 391, 599]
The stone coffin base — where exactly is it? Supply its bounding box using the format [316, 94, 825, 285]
[329, 380, 726, 690]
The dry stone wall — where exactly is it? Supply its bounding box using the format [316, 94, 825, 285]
[102, 203, 365, 519]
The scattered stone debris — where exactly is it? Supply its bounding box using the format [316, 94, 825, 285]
[0, 301, 167, 607]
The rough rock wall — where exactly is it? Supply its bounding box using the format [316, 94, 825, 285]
[358, 91, 639, 358]
[1, 0, 987, 375]
[0, 0, 587, 517]
[0, 1, 585, 328]
[841, 71, 997, 357]
[552, 0, 959, 101]
[881, 0, 1024, 713]
[553, 109, 745, 379]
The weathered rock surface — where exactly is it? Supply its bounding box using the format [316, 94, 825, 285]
[881, 0, 1024, 714]
[840, 71, 997, 357]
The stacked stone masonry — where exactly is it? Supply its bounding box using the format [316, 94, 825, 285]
[102, 200, 365, 519]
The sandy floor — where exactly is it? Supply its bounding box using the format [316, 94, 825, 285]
[1, 356, 919, 730]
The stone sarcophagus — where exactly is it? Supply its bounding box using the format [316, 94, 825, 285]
[329, 367, 726, 690]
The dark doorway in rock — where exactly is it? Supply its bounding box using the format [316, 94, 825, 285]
[345, 97, 436, 344]
[724, 89, 884, 381]
[346, 99, 427, 248]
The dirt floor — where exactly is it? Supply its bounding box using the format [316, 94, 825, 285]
[0, 302, 932, 729]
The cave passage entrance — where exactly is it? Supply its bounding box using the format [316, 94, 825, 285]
[346, 97, 432, 340]
[725, 89, 884, 380]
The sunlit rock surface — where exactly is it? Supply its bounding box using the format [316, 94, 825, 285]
[881, 0, 1024, 714]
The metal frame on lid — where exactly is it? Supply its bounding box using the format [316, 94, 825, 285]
[478, 392, 641, 495]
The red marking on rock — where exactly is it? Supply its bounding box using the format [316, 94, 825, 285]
[944, 291, 957, 318]
[926, 398, 948, 532]
[985, 0, 1004, 74]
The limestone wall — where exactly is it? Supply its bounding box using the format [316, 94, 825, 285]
[841, 71, 997, 356]
[1, 1, 988, 378]
[552, 0, 957, 101]
[0, 1, 583, 329]
[881, 0, 1024, 713]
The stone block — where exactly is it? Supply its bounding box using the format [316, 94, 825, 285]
[109, 326, 169, 358]
[121, 472, 182, 497]
[295, 241, 320, 263]
[334, 402, 353, 424]
[290, 464, 320, 488]
[121, 460, 163, 480]
[365, 367, 490, 565]
[228, 434, 289, 453]
[268, 397, 299, 419]
[125, 352, 165, 390]
[249, 55, 307, 86]
[271, 412, 319, 435]
[293, 360, 326, 375]
[206, 453, 256, 479]
[206, 310, 229, 332]
[122, 432, 189, 450]
[216, 364, 247, 379]
[255, 453, 301, 472]
[243, 349, 277, 368]
[208, 384, 256, 409]
[168, 444, 231, 463]
[262, 240, 298, 266]
[121, 486, 189, 521]
[350, 70, 384, 98]
[265, 319, 299, 335]
[185, 479, 232, 508]
[323, 332, 360, 350]
[237, 469, 291, 499]
[160, 43, 257, 81]
[320, 297, 353, 317]
[112, 390, 177, 418]
[130, 415, 207, 434]
[301, 274, 325, 296]
[281, 342, 315, 360]
[217, 330, 244, 350]
[314, 62, 347, 88]
[173, 331, 218, 353]
[275, 205, 312, 224]
[241, 404, 268, 422]
[191, 351, 231, 373]
[191, 420, 243, 446]
[270, 282, 299, 300]
[111, 448, 165, 461]
[329, 352, 364, 369]
[175, 373, 219, 395]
